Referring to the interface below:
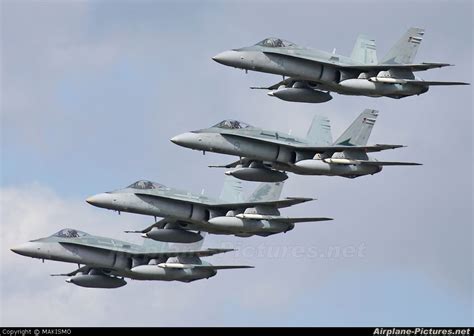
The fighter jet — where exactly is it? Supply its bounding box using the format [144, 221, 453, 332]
[86, 177, 332, 243]
[10, 228, 252, 288]
[170, 109, 421, 182]
[212, 28, 468, 103]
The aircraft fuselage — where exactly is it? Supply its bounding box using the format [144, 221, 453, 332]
[86, 192, 295, 237]
[214, 49, 427, 98]
[10, 241, 216, 282]
[172, 132, 382, 178]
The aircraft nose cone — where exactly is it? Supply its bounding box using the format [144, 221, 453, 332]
[212, 50, 240, 66]
[10, 242, 37, 257]
[170, 132, 200, 148]
[10, 246, 20, 254]
[86, 193, 112, 208]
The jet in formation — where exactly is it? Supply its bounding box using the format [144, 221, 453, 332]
[10, 228, 251, 288]
[213, 27, 469, 103]
[86, 177, 332, 243]
[171, 109, 421, 182]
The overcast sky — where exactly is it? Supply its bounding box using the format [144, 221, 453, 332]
[1, 0, 472, 327]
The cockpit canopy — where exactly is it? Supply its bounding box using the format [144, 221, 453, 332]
[52, 228, 88, 238]
[256, 37, 295, 48]
[212, 120, 253, 129]
[127, 180, 166, 190]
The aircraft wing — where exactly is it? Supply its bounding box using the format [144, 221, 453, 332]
[71, 248, 236, 259]
[127, 248, 236, 258]
[133, 191, 221, 208]
[262, 50, 349, 68]
[342, 62, 453, 72]
[358, 160, 422, 166]
[290, 143, 405, 153]
[135, 188, 311, 209]
[251, 76, 469, 91]
[215, 133, 404, 153]
[59, 241, 234, 258]
[209, 197, 314, 210]
[262, 50, 453, 72]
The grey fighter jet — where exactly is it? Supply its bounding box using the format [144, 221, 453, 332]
[212, 28, 468, 103]
[170, 109, 421, 182]
[10, 228, 252, 288]
[86, 177, 332, 243]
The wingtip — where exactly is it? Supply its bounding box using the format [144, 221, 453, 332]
[286, 197, 316, 201]
[375, 144, 406, 149]
[209, 248, 235, 252]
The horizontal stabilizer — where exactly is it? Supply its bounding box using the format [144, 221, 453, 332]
[281, 217, 333, 223]
[158, 263, 253, 270]
[405, 80, 470, 86]
[235, 213, 332, 223]
[209, 163, 237, 168]
[324, 158, 421, 166]
[359, 160, 422, 166]
[251, 86, 274, 90]
[193, 265, 254, 270]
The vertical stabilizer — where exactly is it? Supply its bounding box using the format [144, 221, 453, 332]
[381, 27, 424, 64]
[219, 175, 244, 203]
[306, 115, 333, 145]
[334, 109, 378, 146]
[247, 182, 284, 202]
[350, 34, 377, 64]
